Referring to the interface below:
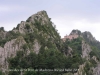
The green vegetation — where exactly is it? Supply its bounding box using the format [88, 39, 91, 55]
[84, 61, 94, 75]
[8, 33, 82, 75]
[8, 49, 67, 75]
[89, 46, 100, 61]
[7, 17, 66, 75]
[64, 37, 82, 55]
[25, 24, 31, 30]
[63, 38, 84, 71]
[0, 70, 5, 75]
[0, 31, 21, 47]
[0, 39, 8, 47]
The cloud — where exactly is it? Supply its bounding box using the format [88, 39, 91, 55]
[0, 5, 27, 13]
[0, 6, 10, 12]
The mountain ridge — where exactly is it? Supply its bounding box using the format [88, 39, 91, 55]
[0, 10, 100, 75]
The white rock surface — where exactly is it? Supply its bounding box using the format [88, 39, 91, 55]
[0, 36, 26, 72]
[33, 39, 41, 54]
[82, 41, 92, 60]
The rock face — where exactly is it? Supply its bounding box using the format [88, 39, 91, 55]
[82, 41, 91, 60]
[33, 39, 41, 54]
[13, 10, 50, 34]
[82, 31, 96, 42]
[0, 36, 26, 72]
[74, 63, 86, 75]
[92, 56, 100, 75]
[0, 47, 4, 69]
[0, 11, 49, 71]
[66, 47, 73, 57]
[18, 21, 26, 34]
[93, 63, 100, 75]
[82, 31, 100, 49]
[26, 10, 50, 24]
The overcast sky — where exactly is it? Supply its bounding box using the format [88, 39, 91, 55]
[0, 0, 100, 41]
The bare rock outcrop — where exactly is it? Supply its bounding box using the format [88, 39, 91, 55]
[26, 10, 50, 25]
[33, 39, 41, 54]
[65, 46, 73, 57]
[92, 63, 100, 75]
[74, 63, 86, 75]
[0, 36, 26, 72]
[82, 41, 92, 60]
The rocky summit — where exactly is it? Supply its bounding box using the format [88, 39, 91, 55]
[0, 10, 100, 75]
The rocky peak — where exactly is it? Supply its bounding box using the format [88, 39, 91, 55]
[0, 36, 26, 72]
[70, 29, 81, 35]
[82, 40, 92, 60]
[62, 29, 81, 41]
[82, 31, 93, 37]
[26, 10, 49, 24]
[82, 31, 100, 50]
[82, 31, 96, 41]
[13, 10, 51, 34]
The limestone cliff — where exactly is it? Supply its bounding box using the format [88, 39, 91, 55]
[82, 40, 91, 60]
[0, 36, 26, 72]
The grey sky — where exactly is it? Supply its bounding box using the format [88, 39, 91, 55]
[0, 0, 100, 41]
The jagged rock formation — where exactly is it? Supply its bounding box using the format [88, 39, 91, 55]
[82, 40, 91, 60]
[0, 11, 100, 75]
[0, 10, 63, 75]
[82, 31, 96, 42]
[74, 63, 86, 75]
[33, 39, 41, 54]
[0, 36, 26, 72]
[93, 63, 100, 75]
[13, 11, 51, 34]
[92, 56, 100, 75]
[64, 46, 73, 57]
